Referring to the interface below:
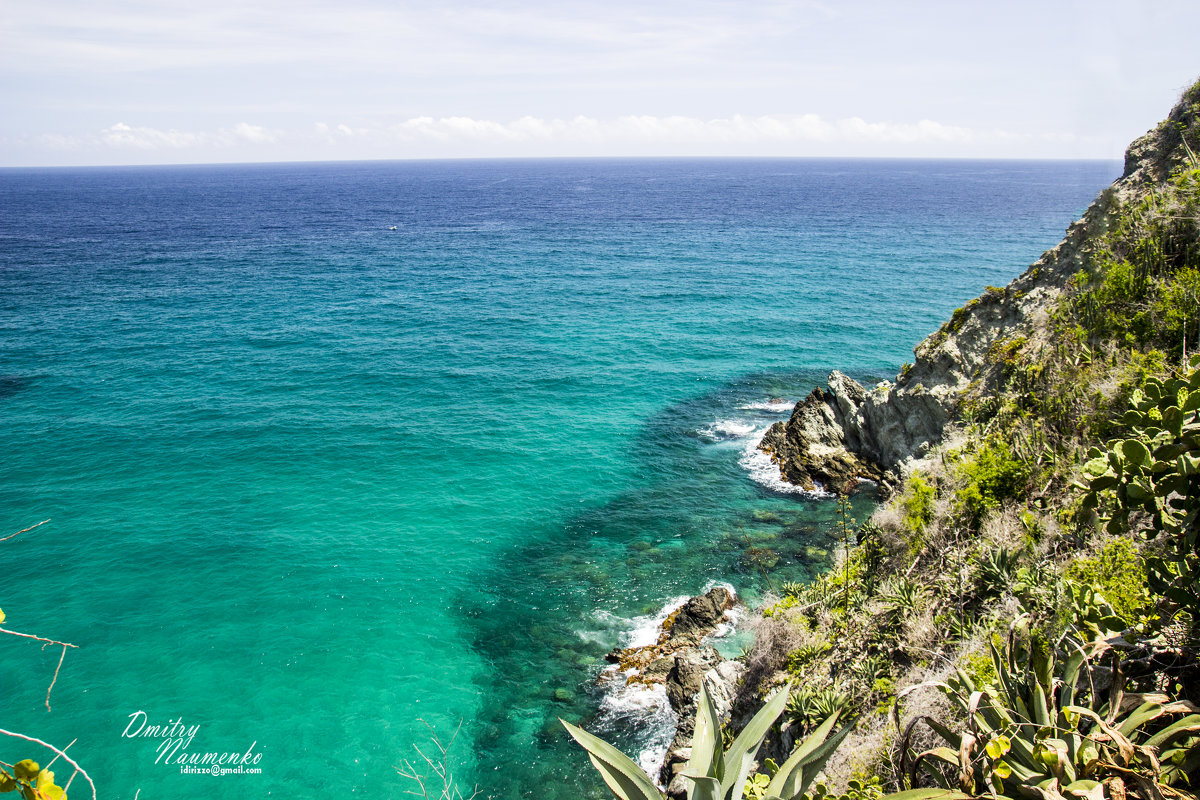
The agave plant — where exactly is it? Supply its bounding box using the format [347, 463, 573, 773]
[781, 582, 807, 600]
[848, 655, 890, 691]
[787, 686, 850, 729]
[562, 683, 851, 800]
[975, 546, 1024, 600]
[878, 578, 929, 630]
[897, 622, 1200, 800]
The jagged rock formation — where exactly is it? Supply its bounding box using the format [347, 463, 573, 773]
[759, 96, 1200, 494]
[661, 656, 743, 800]
[603, 586, 737, 680]
[600, 586, 745, 799]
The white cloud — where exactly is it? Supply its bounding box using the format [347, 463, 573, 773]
[6, 0, 1196, 166]
[232, 122, 276, 143]
[8, 111, 1114, 165]
[96, 121, 279, 150]
[366, 113, 979, 148]
[836, 117, 974, 144]
[101, 122, 202, 149]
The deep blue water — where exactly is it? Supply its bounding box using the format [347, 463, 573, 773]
[0, 158, 1119, 798]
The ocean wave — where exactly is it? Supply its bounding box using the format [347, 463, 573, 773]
[590, 585, 741, 784]
[593, 672, 678, 784]
[697, 419, 759, 441]
[739, 428, 832, 497]
[738, 399, 793, 412]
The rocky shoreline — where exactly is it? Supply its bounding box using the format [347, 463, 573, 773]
[600, 585, 745, 799]
[577, 81, 1200, 798]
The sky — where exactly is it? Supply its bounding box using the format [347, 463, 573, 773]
[2, 0, 1199, 166]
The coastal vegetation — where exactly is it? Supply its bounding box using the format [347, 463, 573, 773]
[569, 80, 1200, 800]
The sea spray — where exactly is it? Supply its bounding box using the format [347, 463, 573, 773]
[591, 584, 743, 784]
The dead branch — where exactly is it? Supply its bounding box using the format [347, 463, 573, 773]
[0, 519, 50, 543]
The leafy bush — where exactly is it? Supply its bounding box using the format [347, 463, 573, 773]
[787, 642, 833, 678]
[900, 475, 935, 537]
[956, 439, 1029, 523]
[1065, 166, 1200, 357]
[1064, 539, 1154, 627]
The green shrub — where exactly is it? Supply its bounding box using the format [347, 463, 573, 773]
[985, 335, 1027, 369]
[955, 438, 1029, 523]
[1063, 166, 1200, 357]
[947, 298, 979, 333]
[786, 642, 832, 678]
[1064, 538, 1154, 625]
[900, 474, 935, 537]
[960, 642, 999, 689]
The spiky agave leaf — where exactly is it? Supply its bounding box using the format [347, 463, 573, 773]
[718, 684, 791, 800]
[879, 790, 974, 800]
[685, 685, 726, 797]
[560, 719, 664, 800]
[765, 710, 852, 800]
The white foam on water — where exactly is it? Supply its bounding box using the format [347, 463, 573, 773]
[697, 418, 759, 442]
[711, 601, 744, 639]
[738, 399, 793, 412]
[594, 670, 679, 785]
[623, 595, 693, 648]
[739, 427, 832, 498]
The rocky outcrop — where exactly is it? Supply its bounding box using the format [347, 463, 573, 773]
[757, 372, 901, 494]
[600, 586, 745, 799]
[661, 656, 743, 800]
[604, 586, 737, 680]
[759, 86, 1200, 493]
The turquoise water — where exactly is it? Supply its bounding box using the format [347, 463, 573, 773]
[0, 158, 1118, 798]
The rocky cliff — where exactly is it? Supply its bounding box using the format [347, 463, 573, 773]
[758, 92, 1200, 494]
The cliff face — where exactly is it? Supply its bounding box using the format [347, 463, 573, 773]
[759, 92, 1200, 494]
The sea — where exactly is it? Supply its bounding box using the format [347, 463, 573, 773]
[0, 157, 1119, 799]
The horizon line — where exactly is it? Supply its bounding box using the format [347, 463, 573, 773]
[0, 152, 1126, 171]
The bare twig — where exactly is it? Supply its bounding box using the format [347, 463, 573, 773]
[0, 629, 77, 712]
[45, 645, 68, 712]
[0, 729, 97, 800]
[0, 628, 78, 649]
[394, 719, 480, 800]
[0, 519, 50, 543]
[42, 737, 75, 770]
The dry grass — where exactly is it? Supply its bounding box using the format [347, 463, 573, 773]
[739, 613, 807, 700]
